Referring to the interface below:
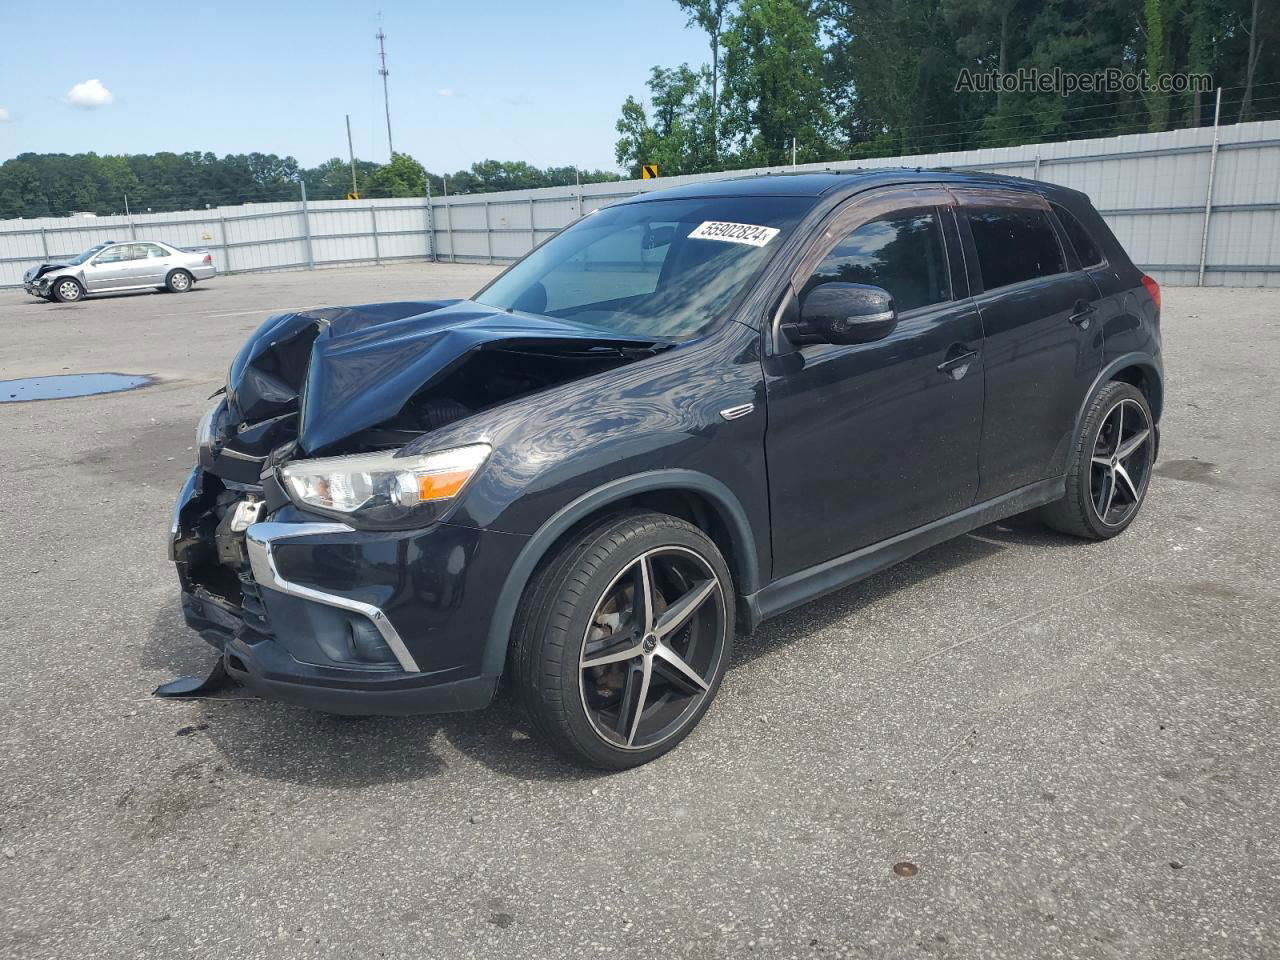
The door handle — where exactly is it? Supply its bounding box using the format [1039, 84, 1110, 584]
[937, 348, 979, 379]
[1068, 300, 1096, 327]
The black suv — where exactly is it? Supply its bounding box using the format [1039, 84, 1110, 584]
[170, 170, 1163, 768]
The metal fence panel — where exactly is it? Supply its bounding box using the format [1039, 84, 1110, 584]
[3, 119, 1277, 289]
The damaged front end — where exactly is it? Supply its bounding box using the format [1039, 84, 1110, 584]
[167, 298, 666, 713]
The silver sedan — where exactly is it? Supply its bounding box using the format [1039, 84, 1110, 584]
[23, 240, 217, 302]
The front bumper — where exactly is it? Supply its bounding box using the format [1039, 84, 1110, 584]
[170, 467, 525, 715]
[24, 277, 51, 297]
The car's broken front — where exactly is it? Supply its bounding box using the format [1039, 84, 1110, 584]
[169, 299, 668, 713]
[166, 190, 812, 730]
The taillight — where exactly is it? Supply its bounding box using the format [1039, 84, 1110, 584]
[1140, 274, 1161, 312]
[203, 253, 213, 265]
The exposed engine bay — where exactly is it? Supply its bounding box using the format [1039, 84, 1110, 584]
[198, 297, 668, 487]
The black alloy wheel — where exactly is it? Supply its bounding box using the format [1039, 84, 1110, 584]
[1043, 380, 1155, 539]
[513, 512, 734, 769]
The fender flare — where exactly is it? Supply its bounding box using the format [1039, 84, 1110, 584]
[479, 469, 760, 678]
[1071, 351, 1164, 450]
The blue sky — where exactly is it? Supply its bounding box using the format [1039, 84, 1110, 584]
[0, 0, 710, 172]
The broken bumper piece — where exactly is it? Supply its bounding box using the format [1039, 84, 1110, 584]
[171, 468, 522, 716]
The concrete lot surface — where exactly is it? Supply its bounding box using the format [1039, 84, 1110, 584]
[1, 264, 1277, 959]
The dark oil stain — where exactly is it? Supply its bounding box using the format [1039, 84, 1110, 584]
[0, 372, 154, 403]
[892, 861, 919, 877]
[1154, 458, 1228, 487]
[488, 913, 515, 928]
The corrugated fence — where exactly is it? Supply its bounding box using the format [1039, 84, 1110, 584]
[3, 119, 1278, 290]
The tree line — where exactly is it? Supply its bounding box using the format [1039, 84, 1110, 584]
[0, 152, 620, 220]
[2, 0, 1273, 217]
[615, 0, 1277, 176]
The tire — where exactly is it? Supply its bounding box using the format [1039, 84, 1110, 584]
[165, 269, 194, 293]
[1042, 380, 1155, 540]
[50, 277, 84, 303]
[512, 511, 734, 769]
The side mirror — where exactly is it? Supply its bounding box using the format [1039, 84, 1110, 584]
[785, 282, 898, 346]
[642, 225, 675, 250]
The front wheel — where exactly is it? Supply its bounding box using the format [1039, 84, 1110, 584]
[1042, 380, 1155, 539]
[51, 278, 84, 303]
[512, 512, 734, 769]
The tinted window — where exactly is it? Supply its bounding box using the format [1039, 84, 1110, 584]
[1052, 204, 1103, 267]
[967, 209, 1065, 290]
[805, 209, 950, 312]
[476, 196, 812, 340]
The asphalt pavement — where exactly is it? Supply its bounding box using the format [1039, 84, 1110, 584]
[1, 264, 1276, 959]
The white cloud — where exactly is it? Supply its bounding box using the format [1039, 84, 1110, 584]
[63, 79, 114, 109]
[437, 88, 453, 97]
[0, 107, 11, 122]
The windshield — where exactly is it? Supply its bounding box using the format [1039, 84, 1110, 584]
[68, 243, 110, 265]
[475, 195, 813, 340]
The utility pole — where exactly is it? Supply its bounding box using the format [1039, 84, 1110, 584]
[377, 29, 394, 158]
[346, 114, 359, 197]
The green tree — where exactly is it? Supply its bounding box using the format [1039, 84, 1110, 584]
[615, 65, 716, 176]
[721, 0, 830, 165]
[677, 0, 734, 157]
[364, 152, 427, 197]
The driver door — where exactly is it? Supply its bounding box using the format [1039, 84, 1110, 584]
[83, 243, 140, 291]
[762, 187, 986, 578]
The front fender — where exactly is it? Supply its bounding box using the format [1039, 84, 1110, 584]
[472, 468, 761, 680]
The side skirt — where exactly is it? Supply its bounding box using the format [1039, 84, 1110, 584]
[743, 476, 1065, 629]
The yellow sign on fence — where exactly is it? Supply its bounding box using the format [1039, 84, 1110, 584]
[641, 164, 659, 180]
[346, 192, 360, 200]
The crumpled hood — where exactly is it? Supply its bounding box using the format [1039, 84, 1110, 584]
[26, 263, 71, 281]
[224, 298, 662, 456]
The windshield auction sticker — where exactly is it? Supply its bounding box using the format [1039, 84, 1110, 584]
[688, 221, 781, 247]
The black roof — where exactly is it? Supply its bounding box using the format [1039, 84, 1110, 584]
[623, 167, 1086, 205]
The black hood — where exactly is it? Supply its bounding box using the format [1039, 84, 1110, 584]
[212, 298, 664, 475]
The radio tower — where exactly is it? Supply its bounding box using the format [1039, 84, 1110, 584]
[377, 28, 394, 157]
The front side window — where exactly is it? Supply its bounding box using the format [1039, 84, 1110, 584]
[804, 209, 950, 313]
[1052, 204, 1103, 268]
[967, 208, 1065, 291]
[93, 244, 135, 264]
[69, 243, 109, 265]
[475, 196, 813, 341]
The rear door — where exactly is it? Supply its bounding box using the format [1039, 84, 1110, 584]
[133, 243, 171, 285]
[763, 186, 985, 577]
[951, 188, 1103, 499]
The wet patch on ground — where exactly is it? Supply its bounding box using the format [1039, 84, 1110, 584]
[1154, 458, 1229, 487]
[0, 372, 154, 402]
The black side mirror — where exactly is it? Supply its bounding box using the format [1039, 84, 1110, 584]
[785, 282, 899, 346]
[642, 225, 676, 250]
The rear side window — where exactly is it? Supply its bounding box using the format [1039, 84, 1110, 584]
[966, 209, 1065, 291]
[1052, 204, 1103, 268]
[805, 209, 950, 313]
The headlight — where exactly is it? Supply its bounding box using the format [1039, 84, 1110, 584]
[195, 399, 224, 453]
[279, 443, 491, 528]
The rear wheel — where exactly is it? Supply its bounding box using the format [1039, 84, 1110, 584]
[165, 269, 194, 293]
[1042, 380, 1155, 539]
[512, 512, 734, 769]
[51, 278, 84, 303]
